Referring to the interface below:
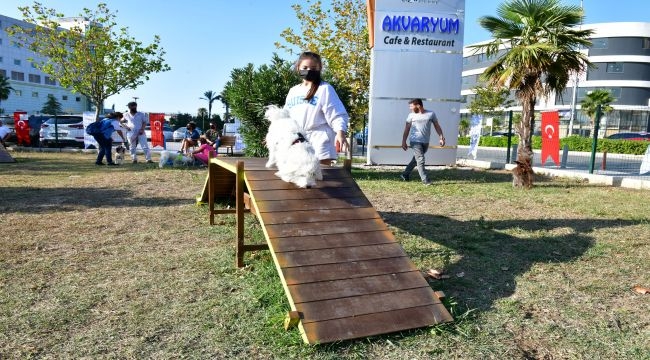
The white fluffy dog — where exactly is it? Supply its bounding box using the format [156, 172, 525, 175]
[159, 150, 194, 168]
[264, 105, 322, 188]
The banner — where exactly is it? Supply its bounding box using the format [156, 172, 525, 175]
[541, 111, 560, 166]
[468, 114, 482, 159]
[13, 112, 30, 146]
[83, 111, 98, 149]
[149, 113, 165, 148]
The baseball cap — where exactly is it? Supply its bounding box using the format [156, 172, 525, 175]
[127, 101, 137, 106]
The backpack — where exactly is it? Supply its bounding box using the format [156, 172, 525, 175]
[85, 121, 102, 136]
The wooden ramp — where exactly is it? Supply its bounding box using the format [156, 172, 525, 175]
[203, 157, 452, 344]
[0, 146, 16, 163]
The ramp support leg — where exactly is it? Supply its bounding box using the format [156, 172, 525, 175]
[236, 160, 246, 268]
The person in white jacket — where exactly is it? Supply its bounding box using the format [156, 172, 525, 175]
[284, 51, 349, 165]
[123, 101, 152, 163]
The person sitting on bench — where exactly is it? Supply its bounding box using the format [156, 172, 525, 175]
[179, 121, 200, 154]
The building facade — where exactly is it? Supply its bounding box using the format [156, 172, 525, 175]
[461, 22, 650, 137]
[0, 14, 91, 115]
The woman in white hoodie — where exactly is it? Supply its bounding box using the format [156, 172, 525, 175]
[284, 51, 349, 165]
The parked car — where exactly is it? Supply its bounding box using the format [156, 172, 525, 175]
[172, 126, 202, 141]
[605, 132, 650, 141]
[144, 124, 174, 141]
[39, 115, 85, 148]
[0, 115, 16, 143]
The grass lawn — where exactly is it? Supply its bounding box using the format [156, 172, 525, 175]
[1, 151, 648, 359]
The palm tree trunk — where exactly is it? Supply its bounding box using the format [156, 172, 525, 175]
[513, 95, 535, 188]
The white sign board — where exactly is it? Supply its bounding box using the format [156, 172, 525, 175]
[367, 0, 465, 165]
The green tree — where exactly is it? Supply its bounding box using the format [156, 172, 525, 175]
[7, 2, 170, 120]
[197, 107, 208, 130]
[580, 89, 614, 128]
[276, 0, 370, 133]
[468, 84, 514, 134]
[223, 54, 300, 157]
[41, 94, 62, 115]
[470, 0, 592, 187]
[200, 91, 219, 123]
[0, 74, 14, 114]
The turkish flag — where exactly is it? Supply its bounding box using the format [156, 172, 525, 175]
[541, 111, 560, 166]
[149, 113, 165, 148]
[14, 112, 30, 146]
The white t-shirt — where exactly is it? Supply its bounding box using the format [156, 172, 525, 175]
[406, 110, 439, 144]
[123, 111, 147, 133]
[284, 82, 349, 159]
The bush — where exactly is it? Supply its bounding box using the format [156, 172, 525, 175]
[458, 135, 649, 155]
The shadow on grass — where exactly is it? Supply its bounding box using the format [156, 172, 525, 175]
[0, 186, 190, 213]
[381, 211, 642, 312]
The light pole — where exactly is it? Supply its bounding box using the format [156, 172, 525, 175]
[567, 0, 584, 137]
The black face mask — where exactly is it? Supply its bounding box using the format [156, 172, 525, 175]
[299, 69, 320, 82]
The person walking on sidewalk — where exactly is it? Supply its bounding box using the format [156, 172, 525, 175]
[123, 101, 152, 163]
[400, 98, 445, 185]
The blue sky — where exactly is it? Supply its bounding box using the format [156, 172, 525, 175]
[1, 0, 647, 116]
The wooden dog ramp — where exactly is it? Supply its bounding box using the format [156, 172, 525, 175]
[0, 146, 16, 163]
[203, 157, 452, 344]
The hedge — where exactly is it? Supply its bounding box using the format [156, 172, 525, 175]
[457, 135, 649, 155]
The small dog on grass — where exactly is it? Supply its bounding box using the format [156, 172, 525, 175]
[159, 150, 194, 168]
[264, 105, 322, 188]
[114, 145, 126, 165]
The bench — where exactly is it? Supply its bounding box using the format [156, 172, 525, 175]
[218, 135, 236, 156]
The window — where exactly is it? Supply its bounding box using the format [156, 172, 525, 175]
[644, 38, 650, 49]
[606, 62, 624, 73]
[75, 97, 81, 102]
[0, 56, 3, 63]
[461, 95, 468, 104]
[592, 38, 608, 49]
[44, 76, 56, 85]
[15, 90, 22, 96]
[462, 76, 471, 85]
[477, 53, 486, 63]
[0, 69, 6, 77]
[463, 57, 469, 65]
[13, 59, 21, 66]
[0, 39, 3, 45]
[62, 95, 68, 100]
[28, 74, 41, 83]
[31, 62, 37, 68]
[32, 92, 39, 98]
[11, 71, 24, 81]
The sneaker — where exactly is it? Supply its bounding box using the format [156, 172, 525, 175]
[146, 159, 154, 163]
[399, 174, 409, 181]
[107, 162, 119, 166]
[423, 181, 432, 186]
[95, 162, 105, 166]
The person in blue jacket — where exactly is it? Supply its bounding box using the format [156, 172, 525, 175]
[93, 112, 127, 166]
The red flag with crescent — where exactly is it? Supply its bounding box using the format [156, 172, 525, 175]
[541, 111, 560, 166]
[13, 111, 30, 146]
[149, 113, 165, 148]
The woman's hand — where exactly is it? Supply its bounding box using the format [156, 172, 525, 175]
[335, 131, 349, 153]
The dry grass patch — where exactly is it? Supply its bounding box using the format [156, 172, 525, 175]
[1, 152, 648, 359]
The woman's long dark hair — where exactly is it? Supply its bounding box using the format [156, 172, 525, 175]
[296, 51, 322, 101]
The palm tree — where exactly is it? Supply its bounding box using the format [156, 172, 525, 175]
[0, 75, 15, 114]
[580, 89, 614, 133]
[200, 90, 220, 123]
[470, 0, 593, 187]
[197, 107, 208, 130]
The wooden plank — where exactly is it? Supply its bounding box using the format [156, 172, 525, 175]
[261, 207, 379, 225]
[302, 305, 453, 344]
[281, 257, 417, 285]
[256, 197, 371, 213]
[298, 287, 441, 323]
[246, 177, 358, 191]
[251, 187, 361, 201]
[265, 218, 387, 238]
[269, 230, 396, 252]
[245, 168, 350, 181]
[288, 271, 428, 303]
[275, 243, 406, 268]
